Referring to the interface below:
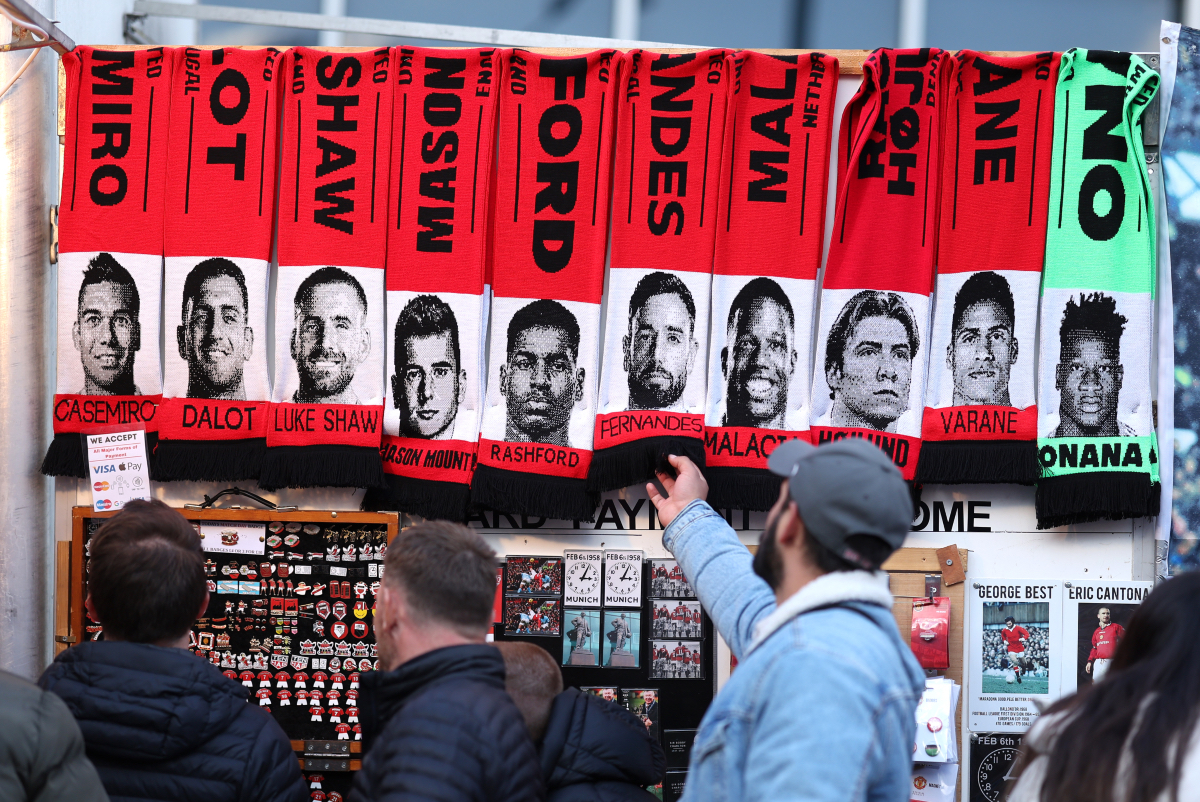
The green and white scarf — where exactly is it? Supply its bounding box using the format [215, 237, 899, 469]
[1036, 48, 1159, 528]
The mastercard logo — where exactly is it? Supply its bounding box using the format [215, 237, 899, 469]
[93, 481, 109, 492]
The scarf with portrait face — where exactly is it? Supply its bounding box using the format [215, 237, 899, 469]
[43, 46, 172, 478]
[588, 49, 731, 493]
[703, 51, 838, 512]
[809, 48, 951, 482]
[472, 50, 620, 522]
[1035, 49, 1159, 528]
[363, 46, 500, 521]
[916, 51, 1059, 486]
[155, 46, 283, 482]
[259, 47, 392, 491]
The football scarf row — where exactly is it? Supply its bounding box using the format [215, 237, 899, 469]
[810, 47, 952, 481]
[1035, 49, 1160, 528]
[916, 51, 1059, 485]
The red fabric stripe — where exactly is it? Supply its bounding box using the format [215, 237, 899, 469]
[380, 435, 476, 482]
[704, 426, 810, 468]
[823, 48, 951, 295]
[477, 438, 591, 479]
[594, 411, 704, 448]
[59, 47, 172, 255]
[157, 399, 269, 440]
[921, 406, 1036, 441]
[265, 403, 383, 448]
[164, 47, 283, 259]
[53, 394, 161, 433]
[811, 426, 922, 480]
[935, 52, 1060, 275]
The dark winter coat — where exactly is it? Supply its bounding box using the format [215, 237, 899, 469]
[353, 644, 543, 802]
[540, 688, 665, 802]
[39, 641, 306, 802]
[0, 669, 108, 802]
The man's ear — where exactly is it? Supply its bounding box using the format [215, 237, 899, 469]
[290, 328, 300, 362]
[243, 326, 254, 361]
[1055, 363, 1066, 391]
[177, 325, 188, 360]
[775, 501, 804, 547]
[72, 319, 82, 352]
[499, 364, 509, 396]
[687, 335, 698, 372]
[622, 333, 631, 374]
[575, 367, 586, 403]
[84, 593, 99, 624]
[355, 327, 372, 365]
[946, 342, 954, 371]
[1010, 335, 1018, 364]
[826, 365, 842, 392]
[197, 591, 210, 621]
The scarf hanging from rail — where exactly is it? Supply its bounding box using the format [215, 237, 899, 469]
[472, 49, 620, 521]
[809, 47, 952, 481]
[587, 49, 731, 493]
[1035, 49, 1160, 528]
[703, 50, 838, 511]
[43, 46, 172, 478]
[258, 47, 393, 491]
[364, 46, 500, 521]
[156, 46, 284, 481]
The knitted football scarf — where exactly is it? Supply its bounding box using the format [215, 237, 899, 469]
[703, 51, 838, 511]
[916, 51, 1059, 485]
[1035, 49, 1160, 528]
[589, 49, 730, 492]
[155, 47, 283, 481]
[259, 47, 392, 490]
[43, 46, 171, 478]
[365, 47, 499, 521]
[473, 49, 620, 521]
[810, 48, 950, 480]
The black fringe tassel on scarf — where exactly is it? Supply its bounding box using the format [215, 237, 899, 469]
[916, 441, 1041, 485]
[258, 445, 387, 491]
[1035, 473, 1160, 529]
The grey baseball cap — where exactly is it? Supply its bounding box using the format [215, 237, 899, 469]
[766, 438, 912, 569]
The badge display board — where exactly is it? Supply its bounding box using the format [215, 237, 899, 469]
[68, 505, 400, 794]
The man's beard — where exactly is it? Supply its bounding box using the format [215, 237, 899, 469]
[300, 349, 354, 395]
[628, 367, 686, 409]
[752, 516, 785, 592]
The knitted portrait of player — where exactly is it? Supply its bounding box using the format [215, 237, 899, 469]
[705, 275, 812, 431]
[481, 296, 600, 451]
[272, 265, 384, 406]
[383, 291, 482, 442]
[163, 256, 270, 401]
[926, 271, 1039, 410]
[1038, 289, 1151, 439]
[57, 251, 163, 397]
[598, 268, 710, 414]
[980, 601, 1051, 695]
[1075, 602, 1135, 687]
[811, 288, 930, 435]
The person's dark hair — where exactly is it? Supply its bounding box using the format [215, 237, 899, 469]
[494, 641, 563, 742]
[395, 294, 460, 371]
[952, 271, 1014, 334]
[295, 265, 368, 314]
[629, 271, 696, 326]
[727, 277, 794, 332]
[182, 257, 249, 318]
[383, 520, 496, 634]
[1058, 292, 1126, 361]
[824, 290, 919, 376]
[1004, 616, 1016, 625]
[87, 499, 206, 643]
[1008, 573, 1200, 802]
[79, 252, 140, 315]
[506, 299, 580, 361]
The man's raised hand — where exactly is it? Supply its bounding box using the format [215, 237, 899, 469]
[646, 454, 708, 528]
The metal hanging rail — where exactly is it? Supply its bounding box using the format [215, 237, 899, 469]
[128, 0, 703, 50]
[0, 0, 74, 53]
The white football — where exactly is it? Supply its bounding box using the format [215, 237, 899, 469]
[1006, 674, 1016, 684]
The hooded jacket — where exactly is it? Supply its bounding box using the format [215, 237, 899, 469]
[0, 669, 108, 802]
[541, 688, 665, 802]
[353, 644, 543, 802]
[39, 642, 306, 802]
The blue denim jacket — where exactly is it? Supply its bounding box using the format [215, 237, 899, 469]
[662, 500, 926, 802]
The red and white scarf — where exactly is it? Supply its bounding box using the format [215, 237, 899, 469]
[589, 49, 731, 492]
[156, 46, 284, 481]
[703, 50, 838, 510]
[44, 46, 172, 478]
[473, 50, 620, 521]
[259, 47, 393, 490]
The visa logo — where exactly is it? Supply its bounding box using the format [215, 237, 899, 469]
[93, 465, 116, 474]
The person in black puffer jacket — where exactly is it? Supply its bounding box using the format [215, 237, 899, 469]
[39, 499, 305, 802]
[352, 521, 542, 802]
[495, 641, 665, 802]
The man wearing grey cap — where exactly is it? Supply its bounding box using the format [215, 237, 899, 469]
[646, 442, 924, 802]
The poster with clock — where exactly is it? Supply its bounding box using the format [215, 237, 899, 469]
[564, 550, 602, 606]
[603, 550, 644, 608]
[969, 733, 1022, 802]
